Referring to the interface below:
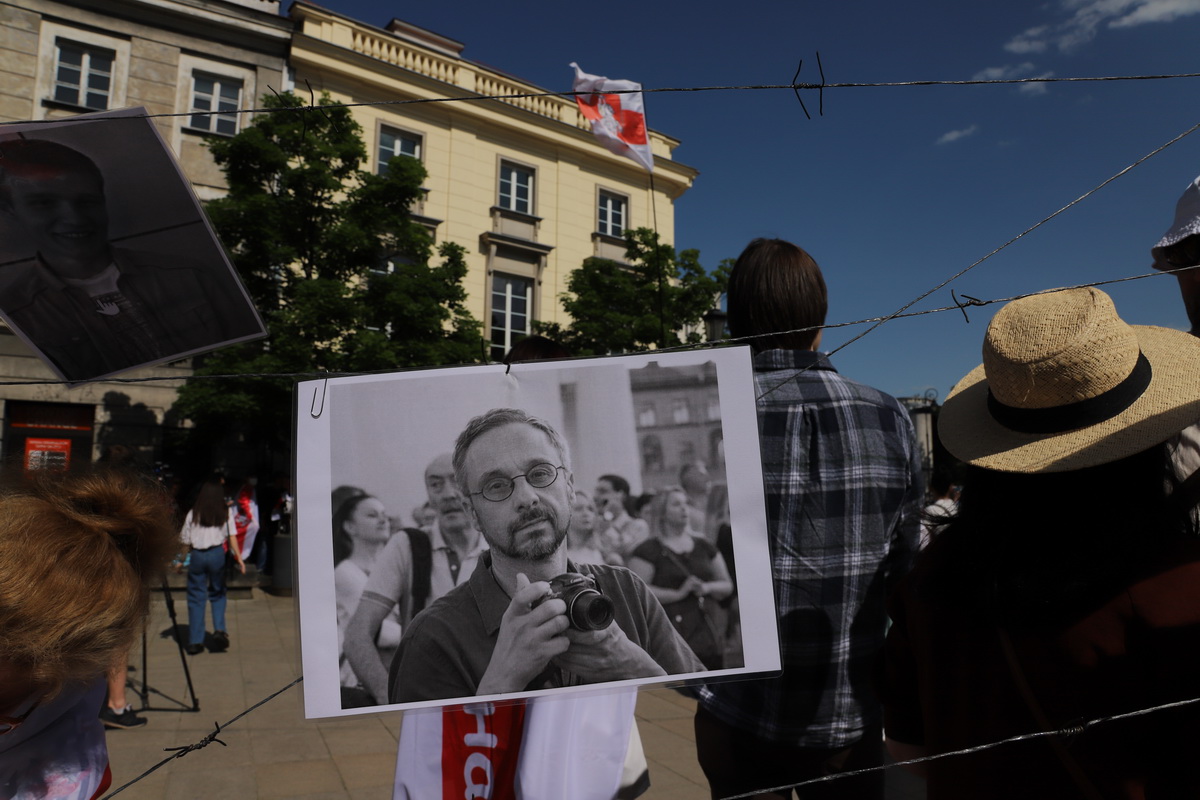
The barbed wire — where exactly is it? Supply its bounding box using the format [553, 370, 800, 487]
[99, 676, 303, 799]
[1, 263, 1192, 390]
[4, 71, 1200, 128]
[722, 694, 1200, 799]
[751, 115, 1200, 401]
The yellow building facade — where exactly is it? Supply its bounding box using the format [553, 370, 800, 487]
[288, 2, 698, 360]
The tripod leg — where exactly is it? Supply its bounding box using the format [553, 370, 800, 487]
[160, 572, 200, 711]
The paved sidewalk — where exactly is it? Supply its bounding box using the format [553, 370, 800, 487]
[104, 591, 924, 799]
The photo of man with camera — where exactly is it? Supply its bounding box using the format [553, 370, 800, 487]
[388, 407, 704, 704]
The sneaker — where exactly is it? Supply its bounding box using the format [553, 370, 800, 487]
[209, 630, 230, 653]
[185, 643, 204, 655]
[100, 705, 147, 730]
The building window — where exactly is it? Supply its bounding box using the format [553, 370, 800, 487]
[637, 404, 657, 428]
[598, 191, 627, 237]
[53, 40, 114, 110]
[672, 399, 690, 425]
[642, 435, 664, 473]
[378, 126, 422, 174]
[490, 273, 534, 361]
[189, 73, 242, 135]
[498, 161, 534, 215]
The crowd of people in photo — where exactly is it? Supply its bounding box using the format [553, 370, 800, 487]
[5, 171, 1200, 800]
[332, 455, 745, 710]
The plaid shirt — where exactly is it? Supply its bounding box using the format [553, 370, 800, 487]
[699, 348, 921, 747]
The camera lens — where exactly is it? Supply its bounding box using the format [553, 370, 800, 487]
[568, 591, 615, 631]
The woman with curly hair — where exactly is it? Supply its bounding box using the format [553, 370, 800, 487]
[0, 468, 177, 799]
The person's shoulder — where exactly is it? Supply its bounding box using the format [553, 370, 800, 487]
[401, 585, 463, 641]
[824, 369, 908, 412]
[629, 537, 660, 560]
[0, 258, 48, 307]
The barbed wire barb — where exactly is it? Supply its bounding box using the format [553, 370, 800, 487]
[816, 51, 826, 116]
[791, 59, 811, 120]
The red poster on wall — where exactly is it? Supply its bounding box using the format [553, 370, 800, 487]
[25, 438, 71, 471]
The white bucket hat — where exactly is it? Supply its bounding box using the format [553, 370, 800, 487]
[1151, 174, 1200, 270]
[938, 287, 1200, 473]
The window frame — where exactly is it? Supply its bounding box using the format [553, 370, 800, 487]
[187, 71, 244, 136]
[497, 159, 536, 215]
[35, 23, 131, 118]
[376, 123, 424, 175]
[52, 40, 115, 111]
[488, 271, 535, 362]
[597, 189, 629, 238]
[175, 55, 257, 143]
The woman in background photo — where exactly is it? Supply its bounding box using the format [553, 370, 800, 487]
[628, 485, 732, 670]
[333, 491, 397, 708]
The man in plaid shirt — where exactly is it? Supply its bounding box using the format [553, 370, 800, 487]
[695, 238, 922, 799]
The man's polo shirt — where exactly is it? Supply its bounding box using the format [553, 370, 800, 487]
[359, 521, 487, 626]
[389, 553, 704, 703]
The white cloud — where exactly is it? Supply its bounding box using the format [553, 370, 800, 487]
[1005, 26, 1051, 53]
[1110, 0, 1200, 26]
[972, 62, 1038, 81]
[936, 125, 979, 145]
[1005, 0, 1200, 53]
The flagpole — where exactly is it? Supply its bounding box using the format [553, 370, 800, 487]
[649, 170, 665, 347]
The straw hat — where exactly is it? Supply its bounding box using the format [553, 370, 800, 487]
[938, 287, 1200, 473]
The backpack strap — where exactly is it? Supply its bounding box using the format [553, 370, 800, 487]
[405, 528, 433, 616]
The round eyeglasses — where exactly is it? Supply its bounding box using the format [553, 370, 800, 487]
[471, 463, 564, 502]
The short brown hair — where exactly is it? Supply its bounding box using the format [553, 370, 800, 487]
[453, 408, 571, 497]
[727, 238, 827, 351]
[0, 469, 178, 698]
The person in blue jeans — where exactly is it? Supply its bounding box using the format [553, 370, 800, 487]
[180, 479, 245, 654]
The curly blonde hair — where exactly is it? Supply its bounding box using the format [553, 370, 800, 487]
[0, 468, 178, 697]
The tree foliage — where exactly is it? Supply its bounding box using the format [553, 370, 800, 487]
[175, 91, 481, 448]
[535, 228, 728, 355]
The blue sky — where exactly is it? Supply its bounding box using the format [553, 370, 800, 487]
[293, 0, 1200, 401]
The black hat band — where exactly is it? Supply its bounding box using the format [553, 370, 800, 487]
[986, 352, 1152, 435]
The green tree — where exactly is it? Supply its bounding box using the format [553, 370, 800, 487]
[174, 92, 481, 450]
[535, 228, 728, 355]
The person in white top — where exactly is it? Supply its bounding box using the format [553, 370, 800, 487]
[179, 478, 244, 655]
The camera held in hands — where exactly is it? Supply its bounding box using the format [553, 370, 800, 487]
[533, 573, 615, 631]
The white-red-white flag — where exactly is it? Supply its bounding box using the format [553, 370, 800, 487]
[570, 63, 654, 173]
[393, 692, 639, 800]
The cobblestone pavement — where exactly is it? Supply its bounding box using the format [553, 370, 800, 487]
[104, 590, 924, 799]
